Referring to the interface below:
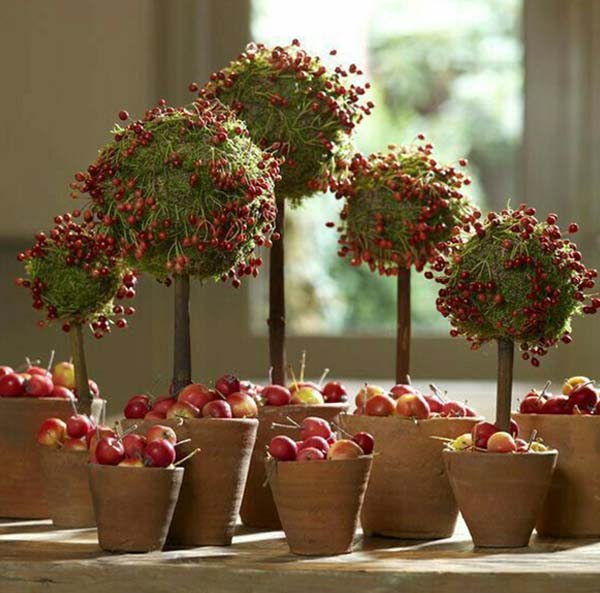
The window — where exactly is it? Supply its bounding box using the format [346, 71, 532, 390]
[251, 0, 523, 337]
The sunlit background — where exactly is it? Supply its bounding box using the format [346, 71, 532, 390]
[251, 0, 523, 336]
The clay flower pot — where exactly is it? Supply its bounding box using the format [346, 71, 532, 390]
[39, 447, 95, 528]
[339, 414, 479, 539]
[89, 464, 183, 552]
[123, 417, 258, 546]
[241, 403, 347, 529]
[0, 398, 77, 518]
[267, 455, 372, 555]
[443, 450, 557, 547]
[514, 413, 600, 537]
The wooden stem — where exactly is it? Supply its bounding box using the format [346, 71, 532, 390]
[396, 268, 411, 384]
[268, 197, 286, 386]
[172, 273, 192, 396]
[69, 323, 91, 414]
[495, 338, 514, 431]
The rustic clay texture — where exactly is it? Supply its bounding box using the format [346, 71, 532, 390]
[241, 403, 347, 529]
[444, 450, 557, 547]
[89, 464, 183, 552]
[340, 415, 479, 539]
[0, 398, 78, 518]
[267, 456, 372, 556]
[123, 417, 258, 546]
[515, 413, 600, 537]
[39, 447, 95, 528]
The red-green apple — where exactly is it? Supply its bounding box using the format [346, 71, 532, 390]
[37, 418, 66, 446]
[327, 439, 363, 460]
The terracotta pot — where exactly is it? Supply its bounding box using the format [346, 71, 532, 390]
[339, 414, 479, 539]
[122, 417, 258, 546]
[241, 403, 347, 529]
[39, 447, 95, 528]
[267, 456, 372, 555]
[0, 398, 78, 518]
[444, 450, 557, 547]
[514, 413, 600, 537]
[89, 464, 183, 552]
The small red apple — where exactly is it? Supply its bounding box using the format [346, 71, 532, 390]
[300, 417, 332, 440]
[394, 393, 430, 420]
[122, 433, 146, 459]
[390, 383, 420, 399]
[423, 394, 444, 413]
[62, 437, 88, 451]
[562, 376, 591, 396]
[144, 439, 176, 467]
[355, 384, 385, 410]
[327, 439, 363, 460]
[202, 399, 233, 418]
[95, 436, 125, 465]
[472, 421, 498, 448]
[263, 385, 292, 406]
[178, 383, 215, 410]
[146, 425, 177, 445]
[298, 435, 330, 454]
[441, 400, 467, 417]
[519, 391, 547, 414]
[297, 447, 326, 462]
[51, 385, 75, 399]
[152, 396, 176, 415]
[0, 366, 13, 378]
[0, 373, 25, 397]
[37, 418, 66, 447]
[166, 400, 200, 420]
[568, 383, 598, 412]
[24, 374, 54, 397]
[27, 365, 50, 377]
[269, 435, 297, 461]
[66, 414, 94, 439]
[487, 431, 517, 453]
[541, 395, 570, 414]
[227, 392, 258, 418]
[124, 396, 151, 419]
[365, 393, 395, 417]
[322, 381, 348, 403]
[215, 374, 240, 397]
[352, 431, 374, 455]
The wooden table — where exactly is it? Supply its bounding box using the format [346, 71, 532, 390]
[1, 519, 599, 593]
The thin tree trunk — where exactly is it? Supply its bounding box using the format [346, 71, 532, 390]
[70, 322, 91, 414]
[396, 268, 411, 384]
[268, 197, 286, 386]
[495, 338, 514, 431]
[172, 273, 192, 396]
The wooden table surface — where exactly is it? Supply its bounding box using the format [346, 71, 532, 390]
[1, 518, 599, 593]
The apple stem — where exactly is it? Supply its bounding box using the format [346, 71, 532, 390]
[173, 448, 201, 467]
[69, 398, 78, 416]
[526, 429, 539, 451]
[299, 350, 306, 383]
[572, 380, 595, 394]
[396, 268, 411, 384]
[46, 350, 55, 375]
[362, 382, 368, 415]
[539, 380, 552, 399]
[318, 368, 330, 387]
[406, 374, 411, 385]
[268, 366, 273, 385]
[175, 438, 192, 447]
[429, 383, 448, 402]
[332, 421, 352, 439]
[271, 421, 298, 430]
[117, 424, 138, 441]
[287, 364, 298, 391]
[70, 322, 92, 414]
[495, 338, 514, 432]
[172, 273, 192, 397]
[429, 436, 453, 443]
[285, 416, 301, 427]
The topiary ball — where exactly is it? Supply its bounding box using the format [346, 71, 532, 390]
[72, 99, 280, 286]
[434, 205, 600, 365]
[17, 215, 136, 338]
[331, 139, 474, 275]
[198, 39, 372, 204]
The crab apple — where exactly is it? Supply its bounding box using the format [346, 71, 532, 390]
[441, 400, 467, 417]
[487, 431, 517, 453]
[365, 393, 395, 417]
[51, 385, 75, 399]
[178, 383, 215, 410]
[515, 438, 529, 452]
[562, 376, 591, 396]
[297, 447, 326, 462]
[464, 405, 478, 417]
[568, 383, 598, 411]
[472, 421, 498, 449]
[423, 394, 444, 414]
[144, 425, 176, 446]
[352, 431, 374, 455]
[63, 437, 88, 451]
[227, 392, 258, 418]
[202, 399, 233, 418]
[322, 381, 348, 403]
[291, 386, 324, 405]
[24, 374, 54, 397]
[124, 396, 151, 419]
[541, 395, 570, 414]
[145, 410, 166, 420]
[37, 418, 66, 446]
[327, 439, 363, 460]
[263, 385, 292, 406]
[269, 435, 297, 461]
[52, 362, 75, 389]
[95, 437, 125, 465]
[0, 366, 13, 378]
[0, 373, 25, 397]
[390, 383, 419, 399]
[86, 425, 115, 448]
[300, 417, 333, 440]
[519, 391, 546, 413]
[215, 374, 240, 397]
[298, 435, 330, 454]
[144, 439, 176, 467]
[152, 396, 176, 415]
[66, 414, 94, 439]
[119, 458, 144, 467]
[289, 381, 320, 395]
[87, 379, 100, 398]
[27, 365, 50, 377]
[355, 384, 385, 409]
[166, 400, 200, 420]
[122, 433, 146, 459]
[394, 393, 430, 420]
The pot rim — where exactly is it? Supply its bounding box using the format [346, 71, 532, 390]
[513, 412, 600, 421]
[89, 463, 184, 474]
[259, 403, 349, 412]
[0, 397, 99, 404]
[442, 449, 558, 458]
[39, 446, 88, 456]
[340, 413, 485, 423]
[267, 454, 373, 465]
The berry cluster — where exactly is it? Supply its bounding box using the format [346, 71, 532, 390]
[72, 100, 280, 286]
[198, 40, 372, 203]
[434, 205, 599, 365]
[330, 139, 474, 274]
[16, 216, 136, 337]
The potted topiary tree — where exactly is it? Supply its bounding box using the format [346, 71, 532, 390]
[199, 40, 371, 529]
[436, 204, 599, 547]
[6, 216, 134, 519]
[73, 98, 279, 546]
[336, 140, 480, 539]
